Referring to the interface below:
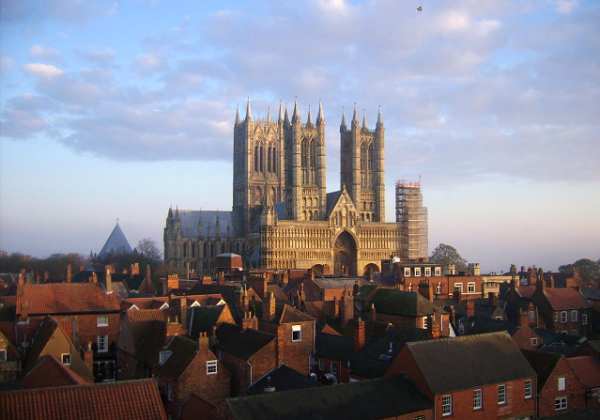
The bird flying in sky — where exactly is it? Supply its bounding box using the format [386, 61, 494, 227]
[416, 6, 422, 13]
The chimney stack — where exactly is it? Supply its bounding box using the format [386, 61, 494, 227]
[66, 264, 72, 283]
[354, 318, 365, 353]
[488, 292, 496, 307]
[81, 342, 94, 373]
[465, 299, 475, 318]
[418, 280, 434, 302]
[198, 332, 209, 355]
[20, 301, 29, 320]
[130, 263, 139, 277]
[106, 267, 112, 293]
[427, 314, 440, 339]
[263, 291, 276, 322]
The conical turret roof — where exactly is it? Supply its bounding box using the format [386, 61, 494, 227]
[99, 222, 133, 258]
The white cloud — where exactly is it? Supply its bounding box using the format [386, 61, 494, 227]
[551, 0, 579, 14]
[133, 53, 168, 75]
[74, 46, 116, 67]
[21, 63, 64, 78]
[29, 45, 62, 61]
[0, 56, 13, 73]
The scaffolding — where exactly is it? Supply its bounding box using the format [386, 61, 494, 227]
[396, 180, 428, 261]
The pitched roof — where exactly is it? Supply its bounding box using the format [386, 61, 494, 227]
[16, 283, 120, 314]
[543, 288, 589, 310]
[216, 323, 275, 359]
[568, 356, 600, 388]
[350, 339, 404, 379]
[118, 310, 169, 354]
[521, 349, 563, 391]
[245, 364, 323, 395]
[404, 331, 536, 394]
[177, 210, 235, 238]
[98, 223, 133, 257]
[314, 331, 355, 362]
[226, 374, 432, 420]
[188, 305, 225, 339]
[0, 379, 166, 420]
[22, 355, 90, 388]
[364, 288, 436, 317]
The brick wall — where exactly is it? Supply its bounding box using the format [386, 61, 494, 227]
[537, 358, 587, 418]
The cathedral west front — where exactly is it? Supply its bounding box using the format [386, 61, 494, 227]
[164, 98, 405, 277]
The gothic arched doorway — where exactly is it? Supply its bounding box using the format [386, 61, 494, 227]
[334, 231, 357, 276]
[363, 263, 380, 278]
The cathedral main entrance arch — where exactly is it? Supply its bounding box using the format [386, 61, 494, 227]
[333, 231, 357, 276]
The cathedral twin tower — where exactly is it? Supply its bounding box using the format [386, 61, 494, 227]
[165, 98, 403, 277]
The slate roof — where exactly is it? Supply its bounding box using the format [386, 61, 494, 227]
[245, 364, 323, 395]
[146, 335, 202, 379]
[404, 331, 536, 394]
[350, 339, 404, 379]
[581, 288, 600, 301]
[188, 305, 225, 339]
[462, 317, 519, 336]
[250, 301, 315, 324]
[521, 349, 562, 391]
[0, 379, 167, 420]
[98, 223, 133, 257]
[543, 288, 590, 310]
[16, 283, 120, 315]
[568, 356, 600, 388]
[360, 287, 437, 317]
[216, 323, 275, 360]
[118, 310, 169, 354]
[225, 374, 433, 420]
[22, 355, 90, 388]
[314, 331, 355, 362]
[176, 210, 236, 238]
[534, 328, 586, 356]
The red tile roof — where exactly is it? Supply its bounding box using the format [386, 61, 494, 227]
[544, 288, 589, 310]
[22, 355, 90, 388]
[568, 356, 600, 388]
[0, 379, 167, 420]
[16, 284, 120, 315]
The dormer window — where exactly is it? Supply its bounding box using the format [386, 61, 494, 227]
[97, 316, 108, 327]
[424, 267, 431, 277]
[292, 325, 302, 342]
[414, 268, 421, 277]
[206, 360, 218, 374]
[61, 353, 71, 365]
[159, 350, 172, 365]
[434, 267, 441, 276]
[404, 268, 411, 277]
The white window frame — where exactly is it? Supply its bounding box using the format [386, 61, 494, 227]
[423, 317, 428, 329]
[473, 389, 482, 410]
[206, 360, 218, 375]
[404, 268, 411, 277]
[0, 349, 6, 362]
[571, 310, 578, 322]
[530, 337, 538, 347]
[582, 314, 588, 325]
[331, 361, 337, 374]
[442, 394, 452, 416]
[561, 311, 567, 323]
[61, 353, 71, 365]
[498, 384, 507, 405]
[525, 379, 533, 399]
[97, 334, 108, 353]
[555, 397, 567, 410]
[467, 282, 476, 293]
[558, 376, 566, 391]
[292, 325, 302, 342]
[415, 267, 421, 277]
[97, 315, 109, 327]
[454, 283, 463, 293]
[437, 283, 442, 294]
[318, 359, 324, 371]
[424, 267, 431, 277]
[93, 360, 116, 382]
[435, 267, 442, 276]
[529, 310, 535, 319]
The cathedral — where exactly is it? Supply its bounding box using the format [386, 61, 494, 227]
[164, 98, 406, 277]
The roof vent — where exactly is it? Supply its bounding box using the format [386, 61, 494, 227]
[264, 376, 276, 393]
[159, 350, 172, 365]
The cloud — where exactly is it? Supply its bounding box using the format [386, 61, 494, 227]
[74, 46, 116, 67]
[29, 45, 62, 61]
[21, 63, 64, 78]
[0, 56, 13, 73]
[132, 53, 168, 76]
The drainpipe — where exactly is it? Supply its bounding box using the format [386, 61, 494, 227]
[246, 360, 253, 387]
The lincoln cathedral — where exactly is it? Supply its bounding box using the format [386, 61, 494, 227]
[164, 98, 412, 277]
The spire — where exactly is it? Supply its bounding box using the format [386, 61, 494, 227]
[267, 106, 271, 123]
[292, 97, 301, 124]
[306, 105, 313, 127]
[362, 109, 368, 130]
[215, 210, 220, 238]
[352, 103, 359, 128]
[340, 107, 347, 130]
[175, 206, 180, 220]
[235, 104, 240, 125]
[377, 105, 383, 128]
[317, 100, 325, 125]
[278, 99, 284, 124]
[245, 96, 252, 122]
[284, 103, 290, 126]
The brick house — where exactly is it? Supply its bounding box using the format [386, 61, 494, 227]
[568, 356, 600, 408]
[386, 331, 537, 419]
[0, 379, 167, 420]
[530, 280, 591, 336]
[0, 329, 20, 381]
[15, 282, 121, 381]
[21, 354, 90, 388]
[521, 349, 587, 417]
[214, 322, 277, 393]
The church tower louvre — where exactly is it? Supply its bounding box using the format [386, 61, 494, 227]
[340, 104, 386, 223]
[283, 98, 327, 222]
[232, 97, 284, 237]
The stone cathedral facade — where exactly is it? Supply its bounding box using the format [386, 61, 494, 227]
[164, 98, 405, 277]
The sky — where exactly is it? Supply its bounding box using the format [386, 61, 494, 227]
[1, 0, 599, 274]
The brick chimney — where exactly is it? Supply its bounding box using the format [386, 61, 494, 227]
[242, 311, 258, 330]
[81, 342, 93, 373]
[44, 270, 49, 282]
[354, 318, 365, 353]
[130, 263, 139, 277]
[333, 296, 339, 318]
[92, 272, 98, 283]
[106, 267, 112, 293]
[427, 314, 440, 339]
[535, 278, 545, 293]
[517, 309, 528, 328]
[488, 292, 496, 307]
[296, 284, 305, 312]
[35, 272, 40, 285]
[370, 304, 376, 322]
[418, 280, 434, 302]
[20, 301, 29, 320]
[198, 332, 209, 356]
[18, 271, 24, 286]
[66, 264, 72, 283]
[353, 280, 360, 297]
[247, 276, 268, 300]
[263, 291, 276, 322]
[340, 286, 354, 327]
[465, 299, 475, 318]
[453, 290, 462, 303]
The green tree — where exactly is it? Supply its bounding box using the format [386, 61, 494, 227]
[559, 258, 600, 286]
[429, 243, 469, 272]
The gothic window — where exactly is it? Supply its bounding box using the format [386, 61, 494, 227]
[260, 144, 264, 172]
[254, 144, 260, 172]
[272, 146, 277, 173]
[267, 145, 272, 172]
[183, 243, 188, 257]
[191, 243, 196, 258]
